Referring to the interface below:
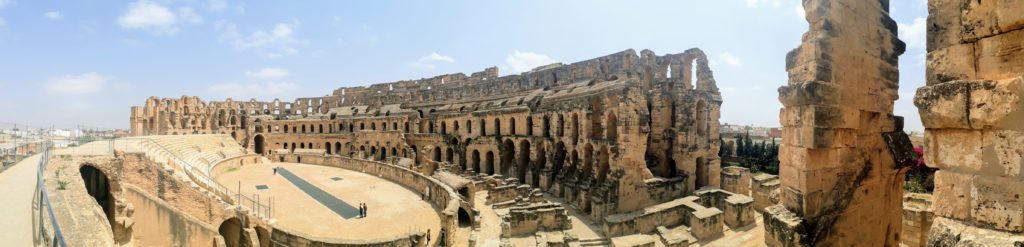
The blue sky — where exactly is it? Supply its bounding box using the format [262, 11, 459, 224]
[0, 0, 928, 131]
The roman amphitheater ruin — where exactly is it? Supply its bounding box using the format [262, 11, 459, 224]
[14, 0, 1023, 247]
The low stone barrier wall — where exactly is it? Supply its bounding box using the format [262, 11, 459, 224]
[751, 173, 779, 213]
[602, 196, 723, 240]
[210, 154, 263, 177]
[277, 153, 462, 247]
[271, 225, 423, 247]
[124, 185, 221, 247]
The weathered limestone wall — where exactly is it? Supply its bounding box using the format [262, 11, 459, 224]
[900, 193, 933, 247]
[500, 203, 571, 237]
[270, 224, 424, 247]
[123, 185, 220, 246]
[914, 0, 1024, 245]
[765, 0, 906, 246]
[751, 173, 779, 213]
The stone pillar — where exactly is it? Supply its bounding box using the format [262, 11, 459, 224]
[914, 0, 1024, 245]
[764, 0, 905, 246]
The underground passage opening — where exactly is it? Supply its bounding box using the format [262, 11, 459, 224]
[253, 134, 264, 155]
[80, 165, 114, 228]
[458, 208, 472, 227]
[218, 217, 244, 247]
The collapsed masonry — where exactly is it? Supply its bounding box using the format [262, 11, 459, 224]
[914, 0, 1024, 245]
[765, 0, 908, 246]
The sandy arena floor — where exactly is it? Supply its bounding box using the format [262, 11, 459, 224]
[214, 162, 442, 243]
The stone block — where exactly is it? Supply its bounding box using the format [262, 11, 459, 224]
[926, 43, 976, 85]
[970, 175, 1024, 232]
[969, 77, 1024, 129]
[924, 129, 983, 173]
[688, 207, 723, 241]
[926, 0, 965, 51]
[931, 171, 974, 221]
[914, 81, 971, 129]
[977, 29, 1024, 80]
[982, 130, 1024, 178]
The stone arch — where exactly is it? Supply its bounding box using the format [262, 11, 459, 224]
[218, 217, 244, 247]
[392, 122, 398, 131]
[380, 147, 387, 160]
[517, 140, 531, 183]
[80, 165, 114, 228]
[571, 114, 580, 143]
[301, 125, 307, 133]
[510, 117, 517, 135]
[335, 142, 342, 155]
[494, 118, 502, 136]
[597, 146, 610, 184]
[319, 124, 324, 133]
[501, 139, 515, 177]
[582, 144, 594, 179]
[433, 146, 442, 162]
[526, 116, 534, 136]
[479, 119, 486, 136]
[552, 142, 566, 180]
[446, 147, 455, 164]
[284, 124, 289, 133]
[441, 121, 447, 135]
[696, 157, 708, 189]
[253, 135, 265, 155]
[467, 120, 473, 134]
[485, 151, 495, 175]
[458, 207, 473, 227]
[607, 113, 618, 140]
[472, 150, 481, 173]
[534, 145, 546, 188]
[696, 100, 708, 136]
[254, 226, 270, 247]
[325, 142, 332, 155]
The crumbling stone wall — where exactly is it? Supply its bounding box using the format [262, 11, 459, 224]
[914, 0, 1024, 245]
[901, 193, 933, 247]
[131, 49, 723, 226]
[765, 0, 907, 246]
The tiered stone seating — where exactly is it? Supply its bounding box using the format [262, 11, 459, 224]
[134, 135, 247, 176]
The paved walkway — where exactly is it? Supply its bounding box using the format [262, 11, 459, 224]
[0, 153, 41, 246]
[277, 167, 359, 219]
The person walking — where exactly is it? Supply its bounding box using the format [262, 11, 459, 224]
[364, 203, 368, 217]
[358, 203, 364, 218]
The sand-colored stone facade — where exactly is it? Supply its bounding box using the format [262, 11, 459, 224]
[131, 48, 724, 224]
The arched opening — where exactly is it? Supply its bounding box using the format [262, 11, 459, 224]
[433, 147, 442, 162]
[458, 208, 472, 227]
[552, 142, 566, 180]
[557, 114, 565, 137]
[290, 142, 296, 153]
[696, 157, 708, 188]
[543, 116, 551, 137]
[302, 125, 307, 133]
[472, 150, 481, 173]
[571, 114, 580, 143]
[218, 217, 244, 247]
[526, 116, 534, 136]
[370, 147, 377, 158]
[485, 151, 495, 175]
[393, 122, 398, 131]
[454, 121, 461, 133]
[467, 120, 473, 134]
[371, 122, 376, 130]
[582, 144, 594, 180]
[381, 122, 387, 131]
[494, 118, 501, 136]
[534, 146, 546, 188]
[696, 100, 708, 136]
[325, 142, 332, 155]
[606, 114, 618, 140]
[360, 122, 365, 130]
[500, 139, 515, 177]
[429, 122, 435, 133]
[597, 147, 610, 184]
[441, 121, 447, 135]
[255, 226, 270, 247]
[380, 147, 387, 160]
[510, 118, 517, 135]
[568, 150, 579, 176]
[253, 135, 265, 155]
[319, 124, 324, 133]
[405, 122, 411, 133]
[300, 143, 306, 149]
[517, 140, 531, 183]
[80, 165, 114, 228]
[446, 147, 455, 164]
[479, 120, 486, 136]
[335, 142, 342, 155]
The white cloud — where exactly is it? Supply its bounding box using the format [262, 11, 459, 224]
[45, 73, 108, 94]
[503, 50, 558, 74]
[177, 7, 203, 24]
[794, 3, 805, 19]
[746, 0, 759, 8]
[719, 52, 743, 67]
[408, 52, 456, 70]
[203, 0, 228, 12]
[206, 82, 299, 99]
[117, 0, 179, 34]
[217, 21, 305, 58]
[898, 17, 927, 50]
[43, 11, 62, 20]
[245, 68, 290, 79]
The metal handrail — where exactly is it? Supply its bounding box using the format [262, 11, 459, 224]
[127, 137, 271, 219]
[33, 141, 67, 247]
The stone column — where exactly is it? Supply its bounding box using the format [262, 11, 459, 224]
[914, 0, 1024, 245]
[764, 0, 905, 246]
